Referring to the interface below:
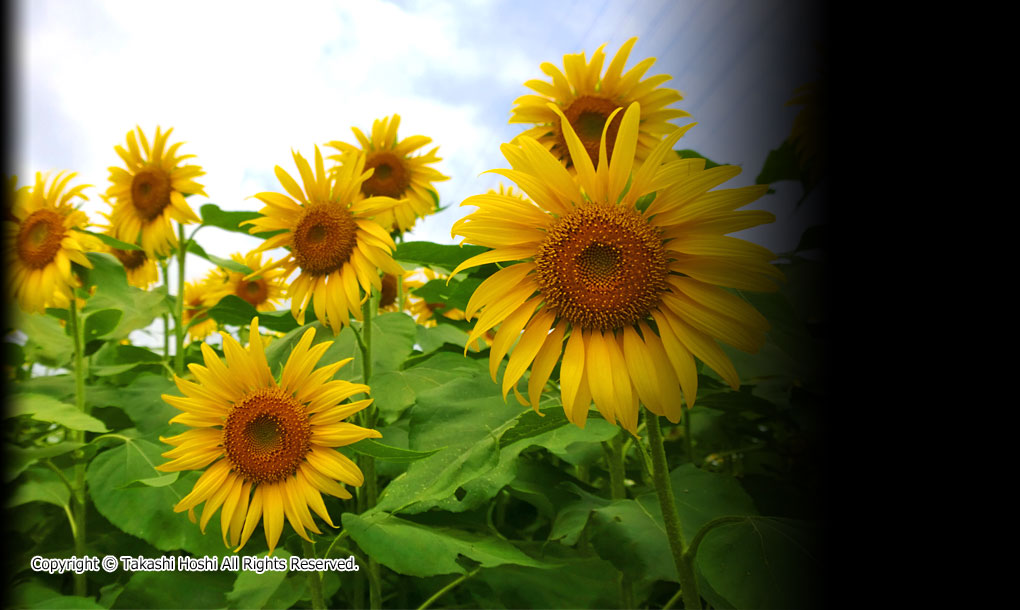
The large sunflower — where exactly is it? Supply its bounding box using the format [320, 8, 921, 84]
[5, 172, 100, 314]
[510, 37, 687, 170]
[244, 147, 404, 334]
[105, 126, 206, 257]
[327, 115, 449, 234]
[205, 251, 287, 312]
[452, 102, 782, 435]
[157, 318, 379, 554]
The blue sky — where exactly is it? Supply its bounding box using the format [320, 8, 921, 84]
[14, 0, 826, 285]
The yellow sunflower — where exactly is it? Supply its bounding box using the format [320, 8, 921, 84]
[157, 318, 379, 554]
[5, 172, 100, 314]
[108, 245, 159, 289]
[205, 251, 287, 312]
[451, 102, 782, 435]
[510, 37, 688, 170]
[327, 114, 449, 233]
[105, 126, 206, 257]
[183, 279, 219, 342]
[244, 146, 404, 334]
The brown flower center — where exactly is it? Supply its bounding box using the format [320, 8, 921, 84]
[222, 387, 311, 484]
[291, 204, 358, 276]
[379, 273, 397, 308]
[17, 210, 66, 269]
[130, 168, 173, 221]
[361, 151, 410, 198]
[535, 203, 667, 331]
[111, 247, 147, 271]
[235, 278, 269, 308]
[556, 96, 623, 168]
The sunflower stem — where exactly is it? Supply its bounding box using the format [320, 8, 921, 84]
[417, 568, 479, 610]
[359, 292, 382, 610]
[69, 297, 88, 597]
[604, 432, 635, 608]
[301, 538, 326, 610]
[646, 412, 701, 610]
[174, 223, 187, 375]
[683, 403, 695, 464]
[159, 259, 170, 360]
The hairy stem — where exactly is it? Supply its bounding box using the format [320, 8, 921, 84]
[646, 413, 701, 610]
[69, 298, 88, 597]
[301, 538, 326, 610]
[174, 224, 187, 375]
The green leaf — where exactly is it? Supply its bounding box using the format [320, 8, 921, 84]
[87, 435, 233, 557]
[206, 295, 299, 333]
[6, 441, 83, 482]
[187, 240, 253, 274]
[9, 581, 106, 610]
[589, 498, 678, 582]
[7, 466, 70, 508]
[480, 555, 622, 609]
[695, 517, 821, 610]
[676, 149, 723, 169]
[8, 393, 110, 433]
[81, 252, 171, 339]
[393, 241, 489, 273]
[347, 438, 441, 463]
[72, 228, 141, 251]
[755, 139, 803, 189]
[225, 550, 303, 610]
[114, 568, 235, 609]
[200, 203, 261, 234]
[16, 311, 74, 367]
[84, 308, 123, 341]
[90, 373, 179, 435]
[343, 511, 552, 577]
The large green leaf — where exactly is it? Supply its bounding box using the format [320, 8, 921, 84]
[347, 439, 441, 463]
[225, 550, 306, 610]
[7, 465, 70, 509]
[393, 241, 488, 273]
[695, 517, 821, 609]
[477, 554, 621, 609]
[15, 312, 73, 367]
[86, 433, 231, 557]
[89, 373, 179, 436]
[199, 203, 282, 240]
[81, 252, 171, 340]
[114, 568, 235, 609]
[343, 511, 552, 577]
[5, 441, 83, 482]
[206, 295, 299, 333]
[8, 581, 105, 610]
[8, 393, 110, 433]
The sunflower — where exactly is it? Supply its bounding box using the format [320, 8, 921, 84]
[510, 37, 688, 170]
[5, 172, 101, 314]
[105, 126, 206, 257]
[327, 114, 449, 234]
[244, 146, 404, 334]
[109, 245, 159, 289]
[451, 102, 782, 435]
[205, 251, 287, 312]
[157, 318, 379, 554]
[183, 279, 219, 342]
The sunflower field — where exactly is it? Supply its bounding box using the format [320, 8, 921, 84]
[4, 34, 827, 610]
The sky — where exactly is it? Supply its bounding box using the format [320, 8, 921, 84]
[12, 0, 827, 289]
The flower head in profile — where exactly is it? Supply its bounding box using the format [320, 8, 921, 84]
[5, 172, 100, 313]
[244, 146, 404, 334]
[327, 114, 449, 234]
[452, 102, 782, 435]
[510, 37, 687, 170]
[105, 126, 206, 256]
[205, 251, 287, 312]
[108, 245, 159, 289]
[157, 318, 380, 554]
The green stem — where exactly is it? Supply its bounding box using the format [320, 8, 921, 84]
[69, 298, 88, 597]
[174, 224, 187, 375]
[604, 432, 634, 608]
[160, 260, 170, 360]
[683, 404, 694, 464]
[417, 568, 479, 610]
[301, 538, 326, 610]
[359, 294, 381, 610]
[646, 413, 701, 610]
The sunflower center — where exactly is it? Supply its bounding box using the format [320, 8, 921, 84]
[379, 273, 398, 308]
[222, 387, 311, 484]
[291, 204, 358, 276]
[16, 210, 66, 269]
[235, 278, 269, 307]
[535, 203, 667, 331]
[361, 151, 410, 198]
[557, 96, 623, 167]
[130, 168, 172, 221]
[111, 247, 147, 271]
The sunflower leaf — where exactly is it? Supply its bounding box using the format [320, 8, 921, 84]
[206, 295, 299, 333]
[7, 393, 110, 433]
[72, 228, 141, 251]
[676, 149, 723, 169]
[393, 241, 489, 273]
[7, 466, 71, 509]
[186, 241, 253, 274]
[348, 439, 442, 463]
